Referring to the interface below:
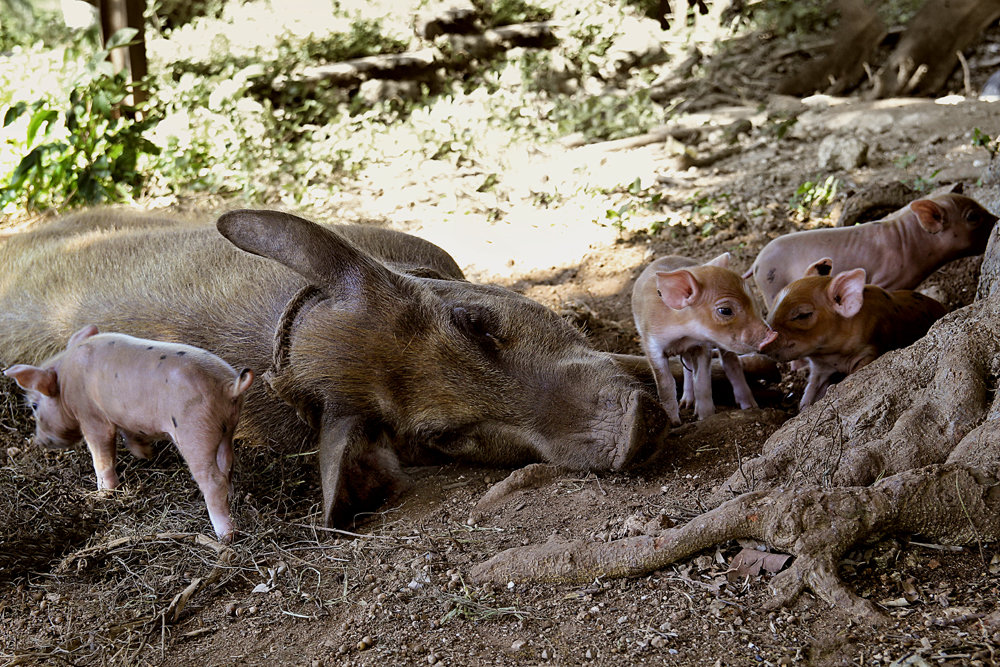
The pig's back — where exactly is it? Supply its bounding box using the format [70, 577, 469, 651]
[71, 333, 241, 430]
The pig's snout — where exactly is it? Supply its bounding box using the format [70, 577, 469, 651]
[610, 388, 667, 470]
[757, 328, 778, 351]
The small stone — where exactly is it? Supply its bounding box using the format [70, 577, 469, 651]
[358, 636, 374, 651]
[225, 602, 238, 616]
[427, 653, 439, 664]
[511, 639, 526, 651]
[817, 135, 868, 171]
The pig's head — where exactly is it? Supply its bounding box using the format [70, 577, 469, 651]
[908, 193, 998, 257]
[4, 363, 78, 450]
[216, 210, 666, 526]
[655, 253, 776, 354]
[762, 259, 866, 362]
[3, 325, 97, 449]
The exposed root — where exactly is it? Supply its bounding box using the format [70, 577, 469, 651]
[470, 464, 1000, 621]
[471, 463, 565, 521]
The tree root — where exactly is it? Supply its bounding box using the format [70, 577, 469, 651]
[470, 464, 1000, 621]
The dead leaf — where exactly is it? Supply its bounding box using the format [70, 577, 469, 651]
[726, 548, 792, 582]
[927, 558, 941, 570]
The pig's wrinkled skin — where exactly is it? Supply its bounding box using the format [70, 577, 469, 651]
[0, 209, 666, 527]
[762, 259, 946, 409]
[4, 326, 253, 542]
[632, 253, 777, 425]
[747, 193, 998, 307]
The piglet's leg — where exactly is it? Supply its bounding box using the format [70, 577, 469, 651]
[175, 432, 235, 543]
[720, 351, 758, 410]
[647, 349, 681, 426]
[801, 359, 837, 410]
[685, 345, 715, 421]
[80, 421, 120, 491]
[679, 363, 695, 410]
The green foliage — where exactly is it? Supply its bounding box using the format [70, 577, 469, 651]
[550, 89, 662, 142]
[789, 174, 839, 217]
[471, 0, 554, 27]
[893, 153, 916, 169]
[0, 29, 161, 211]
[0, 1, 78, 51]
[972, 127, 999, 160]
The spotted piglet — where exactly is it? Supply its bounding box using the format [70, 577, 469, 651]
[3, 325, 253, 542]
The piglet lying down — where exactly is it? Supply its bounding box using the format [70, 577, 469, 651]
[4, 325, 253, 542]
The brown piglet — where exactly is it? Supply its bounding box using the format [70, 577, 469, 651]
[762, 259, 946, 409]
[4, 325, 254, 542]
[632, 253, 777, 425]
[747, 193, 997, 307]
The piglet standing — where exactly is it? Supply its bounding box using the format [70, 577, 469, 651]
[762, 259, 946, 409]
[3, 325, 254, 542]
[632, 253, 777, 425]
[747, 193, 998, 307]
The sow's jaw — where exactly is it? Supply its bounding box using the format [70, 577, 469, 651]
[0, 208, 667, 529]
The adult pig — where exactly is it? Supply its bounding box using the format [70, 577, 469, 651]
[747, 193, 997, 307]
[4, 325, 253, 542]
[0, 209, 665, 526]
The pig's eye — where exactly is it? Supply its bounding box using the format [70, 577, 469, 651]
[451, 306, 503, 352]
[29, 402, 38, 412]
[716, 306, 734, 318]
[791, 311, 813, 321]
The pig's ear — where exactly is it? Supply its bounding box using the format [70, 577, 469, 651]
[827, 268, 866, 318]
[704, 253, 730, 269]
[68, 325, 99, 347]
[655, 270, 701, 309]
[804, 258, 834, 277]
[3, 365, 58, 397]
[910, 200, 946, 233]
[217, 210, 400, 296]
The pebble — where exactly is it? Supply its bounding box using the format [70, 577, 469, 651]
[511, 639, 526, 651]
[357, 635, 374, 651]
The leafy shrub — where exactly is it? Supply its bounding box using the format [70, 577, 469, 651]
[0, 29, 160, 211]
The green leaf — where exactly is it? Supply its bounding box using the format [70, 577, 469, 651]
[3, 102, 28, 127]
[105, 27, 138, 50]
[26, 108, 58, 146]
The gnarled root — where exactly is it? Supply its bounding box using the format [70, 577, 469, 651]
[470, 464, 1000, 621]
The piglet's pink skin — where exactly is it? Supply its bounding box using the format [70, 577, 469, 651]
[762, 259, 946, 409]
[4, 325, 253, 543]
[748, 193, 997, 307]
[632, 253, 777, 425]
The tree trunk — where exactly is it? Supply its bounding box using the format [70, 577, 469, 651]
[872, 0, 1000, 97]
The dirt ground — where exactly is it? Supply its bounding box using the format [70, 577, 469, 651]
[3, 74, 1000, 667]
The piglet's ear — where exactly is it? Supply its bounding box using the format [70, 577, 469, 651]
[804, 257, 833, 277]
[910, 199, 945, 234]
[704, 252, 730, 269]
[3, 365, 59, 397]
[827, 268, 866, 318]
[68, 325, 99, 348]
[656, 270, 701, 310]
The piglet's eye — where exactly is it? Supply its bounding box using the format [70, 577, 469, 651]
[791, 311, 813, 321]
[716, 306, 734, 317]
